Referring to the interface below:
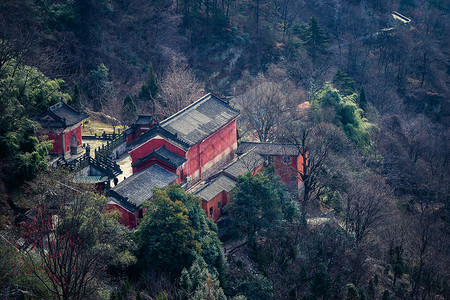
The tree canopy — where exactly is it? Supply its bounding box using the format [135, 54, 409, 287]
[0, 59, 71, 189]
[135, 185, 226, 281]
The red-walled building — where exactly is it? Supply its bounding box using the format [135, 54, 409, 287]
[125, 115, 156, 144]
[108, 93, 306, 227]
[128, 93, 240, 185]
[189, 146, 265, 221]
[108, 164, 178, 228]
[34, 102, 88, 159]
[235, 142, 305, 191]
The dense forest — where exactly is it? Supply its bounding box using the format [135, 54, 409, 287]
[0, 0, 449, 299]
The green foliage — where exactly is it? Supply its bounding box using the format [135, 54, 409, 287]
[388, 244, 405, 286]
[236, 274, 273, 300]
[301, 16, 329, 63]
[382, 289, 391, 300]
[310, 264, 332, 298]
[139, 63, 159, 101]
[226, 172, 283, 244]
[121, 94, 137, 125]
[429, 0, 449, 12]
[359, 86, 368, 111]
[68, 83, 81, 111]
[313, 84, 376, 150]
[0, 59, 71, 189]
[367, 279, 375, 299]
[19, 191, 134, 299]
[179, 256, 226, 300]
[345, 283, 359, 300]
[136, 185, 226, 280]
[136, 189, 199, 276]
[88, 63, 115, 111]
[334, 71, 356, 96]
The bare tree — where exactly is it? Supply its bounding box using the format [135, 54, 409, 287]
[281, 120, 350, 215]
[235, 74, 299, 142]
[157, 59, 205, 118]
[343, 173, 391, 245]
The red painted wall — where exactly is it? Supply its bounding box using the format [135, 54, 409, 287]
[272, 154, 304, 189]
[37, 123, 82, 154]
[185, 119, 237, 181]
[201, 190, 229, 222]
[130, 138, 186, 165]
[130, 119, 237, 182]
[107, 203, 137, 228]
[133, 157, 178, 174]
[38, 132, 62, 154]
[126, 122, 156, 144]
[64, 126, 82, 152]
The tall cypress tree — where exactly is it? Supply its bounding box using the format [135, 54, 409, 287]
[303, 16, 329, 63]
[359, 86, 368, 111]
[69, 83, 81, 111]
[121, 94, 137, 126]
[139, 63, 158, 114]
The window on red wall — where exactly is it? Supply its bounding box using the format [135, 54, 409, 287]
[283, 156, 291, 164]
[218, 201, 222, 209]
[209, 207, 213, 217]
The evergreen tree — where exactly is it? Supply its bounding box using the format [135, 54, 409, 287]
[89, 63, 115, 112]
[359, 86, 368, 111]
[226, 172, 283, 245]
[303, 16, 329, 63]
[310, 264, 332, 299]
[139, 63, 159, 114]
[136, 188, 199, 277]
[388, 244, 405, 287]
[139, 63, 159, 100]
[121, 94, 137, 126]
[333, 70, 356, 96]
[367, 279, 375, 299]
[0, 60, 69, 189]
[345, 283, 359, 300]
[179, 257, 226, 300]
[236, 274, 273, 300]
[135, 185, 226, 280]
[69, 83, 81, 111]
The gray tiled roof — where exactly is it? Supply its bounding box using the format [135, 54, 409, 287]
[133, 115, 154, 126]
[129, 125, 190, 151]
[193, 174, 237, 202]
[72, 176, 108, 184]
[35, 102, 88, 128]
[132, 145, 186, 169]
[109, 164, 178, 211]
[223, 147, 265, 179]
[160, 93, 240, 146]
[236, 142, 299, 156]
[154, 146, 186, 167]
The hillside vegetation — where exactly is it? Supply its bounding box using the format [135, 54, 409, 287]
[0, 0, 449, 299]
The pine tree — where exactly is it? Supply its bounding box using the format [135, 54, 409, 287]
[303, 16, 329, 63]
[333, 70, 355, 96]
[179, 257, 226, 300]
[367, 279, 375, 299]
[359, 86, 368, 111]
[89, 63, 114, 112]
[69, 83, 81, 111]
[121, 94, 137, 126]
[139, 63, 159, 114]
[93, 99, 103, 112]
